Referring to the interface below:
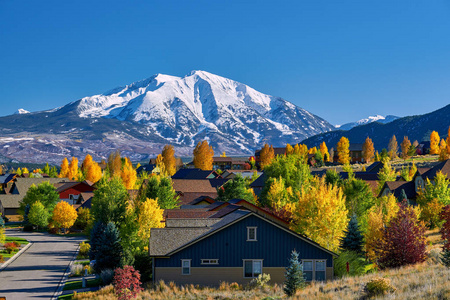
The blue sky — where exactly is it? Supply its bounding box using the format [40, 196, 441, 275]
[1, 1, 449, 125]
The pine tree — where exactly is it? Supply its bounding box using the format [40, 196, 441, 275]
[95, 222, 123, 273]
[388, 135, 398, 159]
[89, 221, 106, 261]
[161, 145, 177, 176]
[42, 163, 50, 175]
[192, 140, 214, 170]
[430, 131, 440, 155]
[337, 137, 350, 165]
[59, 158, 70, 178]
[362, 136, 375, 163]
[259, 143, 275, 169]
[400, 136, 411, 159]
[284, 250, 306, 297]
[340, 215, 364, 254]
[139, 176, 179, 209]
[399, 189, 409, 204]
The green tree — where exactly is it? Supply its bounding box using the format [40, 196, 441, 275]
[95, 222, 124, 273]
[91, 177, 129, 228]
[284, 250, 306, 297]
[325, 169, 341, 187]
[89, 221, 106, 261]
[217, 174, 255, 203]
[376, 158, 396, 194]
[260, 154, 311, 204]
[139, 176, 179, 209]
[343, 179, 375, 218]
[20, 182, 60, 217]
[340, 215, 364, 254]
[28, 201, 49, 230]
[49, 166, 58, 178]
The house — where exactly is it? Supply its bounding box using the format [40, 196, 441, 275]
[212, 157, 249, 171]
[0, 177, 73, 220]
[333, 143, 364, 163]
[172, 178, 229, 205]
[55, 181, 96, 205]
[150, 199, 336, 286]
[172, 168, 221, 180]
[417, 141, 431, 155]
[378, 181, 416, 202]
[221, 170, 262, 180]
[136, 164, 157, 175]
[0, 173, 16, 193]
[249, 173, 266, 197]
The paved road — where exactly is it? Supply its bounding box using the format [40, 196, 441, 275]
[0, 229, 85, 300]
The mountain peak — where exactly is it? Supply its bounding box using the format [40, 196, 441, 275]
[15, 108, 30, 115]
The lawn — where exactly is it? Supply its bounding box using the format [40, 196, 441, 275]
[5, 236, 29, 245]
[63, 278, 102, 291]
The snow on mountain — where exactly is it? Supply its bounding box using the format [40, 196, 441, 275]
[75, 70, 334, 149]
[15, 108, 30, 115]
[337, 115, 399, 131]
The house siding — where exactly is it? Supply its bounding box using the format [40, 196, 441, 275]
[154, 215, 334, 284]
[59, 185, 95, 199]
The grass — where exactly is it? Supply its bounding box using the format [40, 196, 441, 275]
[0, 249, 17, 259]
[58, 294, 73, 300]
[5, 236, 29, 245]
[63, 278, 102, 291]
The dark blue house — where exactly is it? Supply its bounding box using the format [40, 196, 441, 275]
[149, 201, 337, 286]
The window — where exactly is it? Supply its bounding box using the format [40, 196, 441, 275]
[181, 260, 190, 275]
[315, 260, 326, 281]
[201, 259, 219, 265]
[247, 227, 257, 241]
[243, 260, 262, 278]
[302, 260, 327, 281]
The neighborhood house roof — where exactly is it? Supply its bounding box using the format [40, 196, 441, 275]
[380, 180, 416, 199]
[0, 174, 16, 184]
[172, 179, 229, 193]
[172, 169, 220, 179]
[12, 178, 72, 195]
[421, 159, 450, 181]
[0, 195, 23, 209]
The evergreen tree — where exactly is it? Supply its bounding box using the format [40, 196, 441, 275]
[89, 221, 106, 261]
[284, 250, 306, 297]
[325, 169, 341, 187]
[139, 176, 179, 209]
[343, 179, 375, 218]
[217, 174, 255, 203]
[49, 166, 58, 178]
[399, 189, 409, 204]
[95, 222, 124, 273]
[441, 248, 450, 267]
[340, 215, 364, 254]
[0, 213, 5, 228]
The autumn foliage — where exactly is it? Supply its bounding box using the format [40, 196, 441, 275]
[53, 201, 78, 231]
[259, 143, 275, 169]
[161, 145, 177, 176]
[82, 154, 102, 183]
[59, 158, 70, 178]
[430, 131, 440, 155]
[377, 201, 427, 269]
[113, 265, 143, 300]
[337, 137, 350, 165]
[400, 136, 411, 159]
[362, 137, 374, 163]
[121, 157, 137, 189]
[193, 140, 214, 170]
[137, 198, 165, 246]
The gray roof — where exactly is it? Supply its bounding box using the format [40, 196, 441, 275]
[0, 174, 15, 184]
[150, 210, 250, 256]
[13, 177, 72, 195]
[0, 194, 23, 209]
[165, 218, 221, 228]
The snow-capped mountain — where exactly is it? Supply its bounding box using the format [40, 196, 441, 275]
[337, 115, 399, 131]
[0, 70, 334, 163]
[14, 108, 30, 115]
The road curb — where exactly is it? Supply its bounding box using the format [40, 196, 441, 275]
[0, 242, 33, 272]
[51, 243, 81, 300]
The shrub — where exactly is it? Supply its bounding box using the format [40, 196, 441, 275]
[113, 265, 143, 300]
[79, 242, 90, 257]
[100, 269, 115, 285]
[364, 277, 396, 297]
[229, 282, 241, 290]
[442, 248, 450, 267]
[12, 241, 20, 248]
[249, 273, 271, 289]
[334, 250, 371, 277]
[4, 242, 18, 254]
[0, 254, 4, 263]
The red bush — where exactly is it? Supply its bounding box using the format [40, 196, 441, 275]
[113, 265, 143, 300]
[13, 241, 21, 248]
[378, 201, 427, 269]
[4, 242, 18, 254]
[440, 205, 450, 250]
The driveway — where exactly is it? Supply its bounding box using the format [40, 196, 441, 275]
[0, 228, 85, 300]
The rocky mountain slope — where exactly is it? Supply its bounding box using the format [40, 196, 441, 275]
[0, 71, 334, 164]
[337, 115, 399, 131]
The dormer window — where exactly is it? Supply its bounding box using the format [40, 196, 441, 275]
[247, 227, 257, 241]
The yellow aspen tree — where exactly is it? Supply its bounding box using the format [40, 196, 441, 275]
[220, 151, 227, 157]
[409, 163, 417, 179]
[439, 139, 449, 161]
[108, 150, 122, 177]
[320, 141, 330, 162]
[266, 177, 293, 210]
[308, 147, 317, 155]
[155, 154, 167, 177]
[446, 126, 450, 155]
[362, 136, 375, 163]
[121, 157, 137, 189]
[364, 206, 384, 263]
[285, 144, 294, 155]
[388, 135, 398, 159]
[289, 177, 348, 252]
[86, 161, 102, 183]
[400, 136, 412, 159]
[259, 144, 275, 170]
[68, 157, 79, 180]
[161, 145, 177, 176]
[52, 201, 78, 232]
[82, 154, 93, 171]
[137, 198, 165, 246]
[193, 140, 214, 170]
[430, 131, 440, 155]
[337, 137, 350, 165]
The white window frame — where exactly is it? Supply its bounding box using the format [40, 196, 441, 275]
[247, 227, 257, 241]
[201, 259, 219, 265]
[181, 259, 191, 275]
[301, 259, 327, 281]
[243, 259, 263, 278]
